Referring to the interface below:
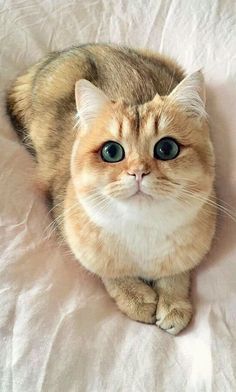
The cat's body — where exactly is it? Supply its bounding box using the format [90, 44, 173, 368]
[7, 44, 216, 334]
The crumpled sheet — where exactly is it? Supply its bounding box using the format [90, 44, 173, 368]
[0, 1, 236, 391]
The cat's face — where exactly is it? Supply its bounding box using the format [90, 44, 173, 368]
[71, 72, 215, 228]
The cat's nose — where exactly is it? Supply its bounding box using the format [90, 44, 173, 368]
[127, 169, 150, 182]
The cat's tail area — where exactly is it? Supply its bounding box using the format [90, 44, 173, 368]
[6, 62, 41, 155]
[6, 51, 60, 154]
[6, 73, 34, 156]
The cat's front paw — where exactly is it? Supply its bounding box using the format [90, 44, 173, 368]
[156, 296, 192, 335]
[116, 283, 158, 324]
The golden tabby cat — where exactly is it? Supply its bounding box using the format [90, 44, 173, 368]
[7, 44, 216, 335]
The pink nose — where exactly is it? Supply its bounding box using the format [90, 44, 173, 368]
[127, 169, 150, 182]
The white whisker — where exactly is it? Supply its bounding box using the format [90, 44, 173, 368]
[178, 188, 236, 223]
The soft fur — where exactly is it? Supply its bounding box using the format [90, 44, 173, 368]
[7, 44, 216, 335]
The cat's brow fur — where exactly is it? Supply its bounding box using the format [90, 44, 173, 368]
[6, 44, 216, 334]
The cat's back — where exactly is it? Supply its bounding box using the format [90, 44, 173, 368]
[40, 44, 184, 102]
[74, 44, 184, 102]
[7, 44, 184, 127]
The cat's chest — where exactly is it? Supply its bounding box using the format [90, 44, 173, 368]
[78, 197, 184, 273]
[103, 223, 174, 268]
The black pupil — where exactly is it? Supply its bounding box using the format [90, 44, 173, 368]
[108, 144, 118, 158]
[160, 141, 173, 156]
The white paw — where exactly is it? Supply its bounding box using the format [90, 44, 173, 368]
[156, 296, 192, 335]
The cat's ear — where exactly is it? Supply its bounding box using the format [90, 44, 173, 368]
[169, 70, 206, 119]
[75, 79, 110, 130]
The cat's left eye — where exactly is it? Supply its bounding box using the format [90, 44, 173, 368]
[101, 141, 125, 163]
[154, 137, 180, 161]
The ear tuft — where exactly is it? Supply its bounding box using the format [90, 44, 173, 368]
[75, 79, 110, 129]
[169, 70, 207, 119]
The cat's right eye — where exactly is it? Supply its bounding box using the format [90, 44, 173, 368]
[101, 141, 125, 163]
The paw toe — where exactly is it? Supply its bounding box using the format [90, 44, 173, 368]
[156, 298, 192, 335]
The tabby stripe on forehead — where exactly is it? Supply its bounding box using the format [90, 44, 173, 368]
[118, 121, 122, 138]
[135, 106, 140, 135]
[140, 112, 158, 136]
[154, 116, 159, 132]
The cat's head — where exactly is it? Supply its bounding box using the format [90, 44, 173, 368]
[71, 71, 215, 229]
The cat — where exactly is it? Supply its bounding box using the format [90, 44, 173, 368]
[7, 44, 216, 335]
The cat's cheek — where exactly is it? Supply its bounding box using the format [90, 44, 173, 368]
[157, 156, 206, 185]
[72, 165, 108, 193]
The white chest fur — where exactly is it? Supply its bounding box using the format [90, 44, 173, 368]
[80, 195, 200, 270]
[111, 224, 174, 268]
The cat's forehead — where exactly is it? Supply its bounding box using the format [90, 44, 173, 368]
[109, 101, 171, 140]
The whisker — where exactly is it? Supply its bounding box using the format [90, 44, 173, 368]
[42, 202, 79, 240]
[174, 176, 236, 211]
[179, 189, 236, 223]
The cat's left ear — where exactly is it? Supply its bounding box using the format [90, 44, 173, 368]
[75, 79, 110, 130]
[169, 70, 206, 119]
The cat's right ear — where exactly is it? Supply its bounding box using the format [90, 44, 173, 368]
[75, 79, 110, 131]
[168, 71, 206, 119]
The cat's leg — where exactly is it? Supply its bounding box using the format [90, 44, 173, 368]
[103, 277, 158, 324]
[154, 271, 192, 335]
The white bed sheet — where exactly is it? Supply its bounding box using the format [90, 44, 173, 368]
[0, 1, 236, 391]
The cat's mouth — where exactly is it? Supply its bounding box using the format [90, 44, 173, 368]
[128, 188, 153, 201]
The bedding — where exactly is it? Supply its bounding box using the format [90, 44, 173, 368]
[0, 1, 236, 391]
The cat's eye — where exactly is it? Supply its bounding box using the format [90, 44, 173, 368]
[154, 137, 180, 161]
[101, 141, 125, 163]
